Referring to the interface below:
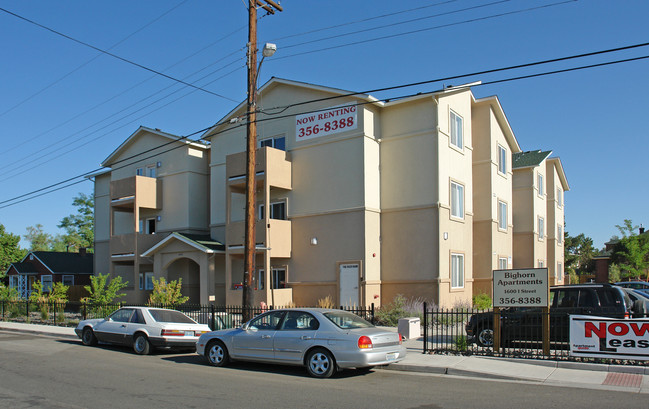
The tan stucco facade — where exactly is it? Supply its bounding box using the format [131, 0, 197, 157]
[92, 79, 568, 308]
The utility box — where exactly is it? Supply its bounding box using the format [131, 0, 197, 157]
[398, 317, 420, 340]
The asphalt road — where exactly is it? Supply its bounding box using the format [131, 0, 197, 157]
[0, 330, 646, 409]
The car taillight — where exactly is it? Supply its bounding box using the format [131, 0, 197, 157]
[358, 335, 373, 349]
[398, 333, 403, 344]
[161, 329, 185, 336]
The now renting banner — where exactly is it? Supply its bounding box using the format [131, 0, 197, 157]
[570, 315, 649, 360]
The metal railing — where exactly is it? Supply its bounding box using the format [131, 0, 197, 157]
[0, 300, 374, 330]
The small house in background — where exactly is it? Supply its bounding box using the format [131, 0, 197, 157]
[5, 250, 93, 301]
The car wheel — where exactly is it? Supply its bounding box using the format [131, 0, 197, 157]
[306, 348, 335, 378]
[81, 327, 98, 346]
[206, 340, 229, 367]
[133, 334, 151, 355]
[476, 327, 494, 347]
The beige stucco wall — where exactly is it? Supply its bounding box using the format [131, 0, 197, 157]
[513, 161, 548, 269]
[546, 159, 566, 285]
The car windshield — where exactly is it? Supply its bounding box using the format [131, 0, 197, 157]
[323, 311, 373, 329]
[148, 309, 196, 324]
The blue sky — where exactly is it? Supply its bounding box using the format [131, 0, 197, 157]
[0, 0, 647, 249]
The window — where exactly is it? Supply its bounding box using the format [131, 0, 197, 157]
[497, 145, 507, 174]
[498, 257, 508, 270]
[109, 308, 134, 323]
[140, 218, 156, 234]
[256, 269, 264, 290]
[62, 275, 74, 286]
[557, 187, 563, 207]
[557, 262, 563, 282]
[9, 276, 18, 290]
[136, 167, 144, 176]
[146, 164, 156, 178]
[280, 311, 318, 330]
[537, 173, 544, 197]
[538, 260, 544, 268]
[258, 267, 287, 289]
[249, 311, 285, 330]
[259, 135, 286, 151]
[498, 200, 507, 231]
[557, 224, 563, 244]
[259, 201, 287, 220]
[451, 253, 464, 288]
[450, 110, 463, 149]
[538, 217, 545, 239]
[145, 273, 154, 290]
[41, 275, 53, 292]
[450, 181, 464, 219]
[139, 273, 144, 290]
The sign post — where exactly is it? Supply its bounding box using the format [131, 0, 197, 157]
[493, 268, 549, 354]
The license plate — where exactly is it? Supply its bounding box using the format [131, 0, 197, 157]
[185, 331, 194, 336]
[386, 352, 397, 361]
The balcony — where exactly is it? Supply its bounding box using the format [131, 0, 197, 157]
[110, 176, 162, 209]
[226, 147, 292, 192]
[110, 233, 166, 261]
[226, 219, 291, 258]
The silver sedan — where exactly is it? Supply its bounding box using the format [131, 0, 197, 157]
[196, 308, 406, 378]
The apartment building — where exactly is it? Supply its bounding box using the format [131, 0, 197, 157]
[512, 150, 569, 285]
[93, 126, 214, 304]
[92, 78, 568, 307]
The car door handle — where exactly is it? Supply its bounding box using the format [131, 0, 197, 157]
[261, 335, 272, 339]
[301, 336, 312, 340]
[120, 325, 127, 328]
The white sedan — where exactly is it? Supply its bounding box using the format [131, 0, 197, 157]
[75, 306, 211, 355]
[196, 308, 406, 378]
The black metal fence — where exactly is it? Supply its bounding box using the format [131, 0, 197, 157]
[0, 300, 374, 331]
[422, 303, 649, 364]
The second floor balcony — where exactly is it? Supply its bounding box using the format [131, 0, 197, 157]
[109, 232, 166, 261]
[226, 219, 291, 258]
[226, 147, 292, 192]
[110, 175, 162, 210]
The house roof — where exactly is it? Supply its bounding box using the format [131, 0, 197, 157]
[512, 150, 553, 169]
[472, 95, 522, 154]
[547, 157, 570, 191]
[9, 252, 94, 275]
[101, 126, 209, 167]
[141, 233, 225, 257]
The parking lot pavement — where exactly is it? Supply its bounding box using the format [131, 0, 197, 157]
[1, 321, 647, 392]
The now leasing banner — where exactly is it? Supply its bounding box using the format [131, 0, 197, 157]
[570, 315, 649, 360]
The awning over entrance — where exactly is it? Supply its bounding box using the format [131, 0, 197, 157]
[141, 233, 224, 257]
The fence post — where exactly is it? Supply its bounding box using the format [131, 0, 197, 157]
[423, 302, 428, 354]
[83, 302, 87, 321]
[52, 301, 56, 325]
[210, 304, 215, 331]
[370, 303, 375, 325]
[25, 300, 29, 322]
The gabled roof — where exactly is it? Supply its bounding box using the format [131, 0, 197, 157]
[10, 251, 93, 275]
[547, 157, 570, 191]
[201, 77, 381, 140]
[472, 95, 522, 153]
[512, 150, 552, 169]
[102, 126, 209, 167]
[141, 233, 225, 257]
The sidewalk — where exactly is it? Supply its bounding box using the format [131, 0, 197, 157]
[1, 321, 648, 393]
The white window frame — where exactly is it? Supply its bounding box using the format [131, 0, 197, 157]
[9, 276, 18, 290]
[497, 200, 507, 231]
[258, 200, 287, 221]
[41, 275, 53, 292]
[140, 218, 156, 234]
[259, 135, 286, 151]
[136, 167, 144, 176]
[62, 275, 74, 286]
[557, 224, 563, 244]
[146, 164, 156, 178]
[259, 267, 287, 289]
[498, 257, 508, 270]
[557, 262, 563, 282]
[451, 253, 464, 289]
[139, 273, 144, 290]
[538, 260, 544, 268]
[450, 110, 463, 150]
[145, 273, 154, 291]
[557, 187, 563, 207]
[538, 216, 545, 240]
[537, 173, 544, 197]
[497, 144, 507, 175]
[450, 181, 464, 219]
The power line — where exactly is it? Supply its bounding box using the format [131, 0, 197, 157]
[0, 0, 191, 120]
[272, 0, 577, 61]
[4, 46, 648, 209]
[0, 6, 238, 103]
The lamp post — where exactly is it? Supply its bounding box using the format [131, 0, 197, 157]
[243, 0, 281, 322]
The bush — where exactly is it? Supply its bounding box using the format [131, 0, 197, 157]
[472, 293, 492, 310]
[317, 295, 335, 309]
[455, 335, 468, 352]
[375, 294, 408, 327]
[147, 277, 189, 306]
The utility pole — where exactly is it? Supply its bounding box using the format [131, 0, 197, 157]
[243, 0, 282, 322]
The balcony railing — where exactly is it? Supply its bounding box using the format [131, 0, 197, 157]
[226, 219, 291, 258]
[110, 176, 161, 209]
[226, 147, 291, 191]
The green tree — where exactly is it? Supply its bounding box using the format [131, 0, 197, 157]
[147, 277, 189, 305]
[0, 224, 27, 278]
[83, 273, 128, 304]
[564, 229, 597, 278]
[58, 192, 94, 252]
[24, 224, 53, 251]
[612, 219, 649, 281]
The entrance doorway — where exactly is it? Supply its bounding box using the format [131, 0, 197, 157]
[339, 263, 360, 307]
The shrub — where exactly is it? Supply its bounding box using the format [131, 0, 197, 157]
[317, 295, 335, 309]
[472, 293, 492, 310]
[147, 277, 189, 306]
[375, 294, 408, 327]
[455, 335, 468, 352]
